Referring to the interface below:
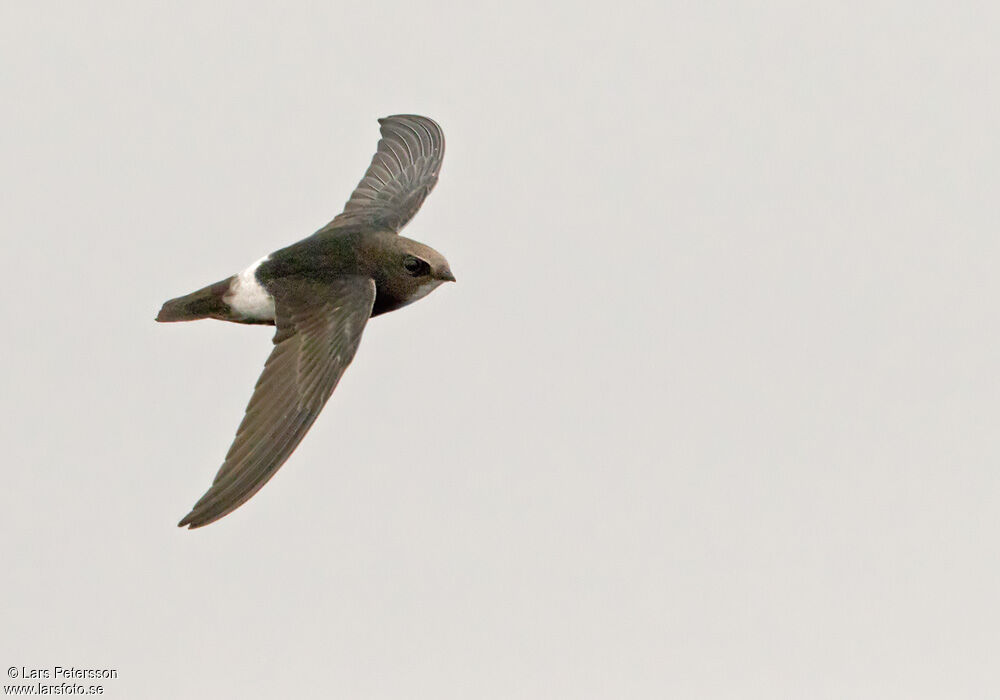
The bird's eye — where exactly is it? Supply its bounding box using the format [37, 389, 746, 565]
[403, 256, 429, 276]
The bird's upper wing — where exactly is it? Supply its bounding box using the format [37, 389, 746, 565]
[320, 114, 445, 234]
[178, 276, 377, 529]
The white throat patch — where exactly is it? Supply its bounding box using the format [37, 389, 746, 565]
[224, 255, 276, 321]
[408, 279, 442, 305]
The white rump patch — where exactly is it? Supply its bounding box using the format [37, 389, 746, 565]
[225, 255, 276, 320]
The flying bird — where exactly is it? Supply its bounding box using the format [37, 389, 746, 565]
[157, 115, 454, 529]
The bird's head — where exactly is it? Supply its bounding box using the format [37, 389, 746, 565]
[364, 234, 455, 315]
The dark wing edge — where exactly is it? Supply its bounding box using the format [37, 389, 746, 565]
[177, 276, 377, 529]
[320, 114, 445, 234]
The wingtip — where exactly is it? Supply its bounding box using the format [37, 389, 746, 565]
[177, 512, 202, 529]
[177, 503, 234, 529]
[379, 114, 441, 129]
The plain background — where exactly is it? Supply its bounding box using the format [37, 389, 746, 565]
[2, 2, 998, 698]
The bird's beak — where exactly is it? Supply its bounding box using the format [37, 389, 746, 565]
[437, 269, 456, 283]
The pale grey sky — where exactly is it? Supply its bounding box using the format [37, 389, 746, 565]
[1, 2, 998, 698]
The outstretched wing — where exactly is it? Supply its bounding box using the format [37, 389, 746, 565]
[178, 276, 377, 529]
[321, 114, 445, 233]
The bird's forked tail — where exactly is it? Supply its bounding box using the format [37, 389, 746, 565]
[155, 277, 236, 323]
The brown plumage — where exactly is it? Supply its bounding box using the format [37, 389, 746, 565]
[157, 115, 454, 529]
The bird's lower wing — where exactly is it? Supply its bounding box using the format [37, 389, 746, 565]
[178, 276, 377, 529]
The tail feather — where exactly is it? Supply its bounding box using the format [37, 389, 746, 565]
[156, 277, 235, 323]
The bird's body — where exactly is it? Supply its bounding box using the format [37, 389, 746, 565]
[157, 115, 453, 529]
[158, 230, 452, 325]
